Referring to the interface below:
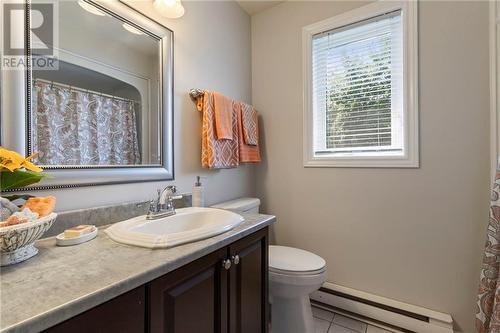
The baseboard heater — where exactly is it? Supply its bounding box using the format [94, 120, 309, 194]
[310, 282, 454, 333]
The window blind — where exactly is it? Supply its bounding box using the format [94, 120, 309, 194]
[312, 10, 403, 155]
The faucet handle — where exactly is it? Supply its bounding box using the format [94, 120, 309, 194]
[168, 187, 183, 202]
[149, 199, 158, 213]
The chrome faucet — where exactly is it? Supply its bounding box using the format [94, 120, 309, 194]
[146, 185, 183, 220]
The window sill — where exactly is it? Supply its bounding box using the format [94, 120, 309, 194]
[303, 156, 420, 168]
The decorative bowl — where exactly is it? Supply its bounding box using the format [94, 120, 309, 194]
[0, 213, 57, 266]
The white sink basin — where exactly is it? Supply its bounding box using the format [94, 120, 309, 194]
[105, 207, 244, 249]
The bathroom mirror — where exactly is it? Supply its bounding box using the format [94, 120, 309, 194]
[1, 0, 174, 189]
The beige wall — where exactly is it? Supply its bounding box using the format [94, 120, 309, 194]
[34, 1, 255, 211]
[252, 1, 490, 332]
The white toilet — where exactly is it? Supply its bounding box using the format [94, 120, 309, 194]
[212, 197, 327, 333]
[269, 246, 326, 333]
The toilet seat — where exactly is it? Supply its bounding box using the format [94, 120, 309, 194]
[270, 266, 326, 276]
[269, 246, 326, 276]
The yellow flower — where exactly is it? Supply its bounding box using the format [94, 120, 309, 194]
[0, 147, 43, 173]
[22, 153, 43, 172]
[0, 147, 24, 171]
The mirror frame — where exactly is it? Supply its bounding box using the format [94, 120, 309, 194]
[1, 0, 174, 191]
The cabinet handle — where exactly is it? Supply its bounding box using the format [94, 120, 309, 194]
[222, 259, 232, 270]
[231, 255, 240, 265]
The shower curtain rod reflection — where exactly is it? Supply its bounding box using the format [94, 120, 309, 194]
[34, 78, 141, 104]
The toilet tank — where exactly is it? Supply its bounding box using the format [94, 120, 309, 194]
[211, 197, 261, 214]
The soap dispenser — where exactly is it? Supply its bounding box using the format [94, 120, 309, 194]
[192, 176, 204, 207]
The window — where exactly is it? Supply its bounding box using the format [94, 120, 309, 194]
[303, 1, 418, 167]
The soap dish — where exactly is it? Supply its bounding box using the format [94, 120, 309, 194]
[56, 226, 98, 246]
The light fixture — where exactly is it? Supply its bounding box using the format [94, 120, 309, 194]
[122, 23, 144, 35]
[153, 0, 185, 19]
[77, 0, 106, 16]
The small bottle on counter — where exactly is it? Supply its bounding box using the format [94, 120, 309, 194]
[192, 176, 204, 207]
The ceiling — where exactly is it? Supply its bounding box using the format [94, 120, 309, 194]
[60, 1, 158, 57]
[236, 1, 284, 15]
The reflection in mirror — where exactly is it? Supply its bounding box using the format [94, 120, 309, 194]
[30, 0, 161, 167]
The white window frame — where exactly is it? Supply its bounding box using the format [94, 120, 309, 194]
[302, 0, 419, 168]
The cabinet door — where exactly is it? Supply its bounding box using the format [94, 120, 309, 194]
[43, 286, 145, 333]
[228, 227, 269, 333]
[149, 248, 228, 333]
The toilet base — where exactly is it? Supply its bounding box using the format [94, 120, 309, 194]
[271, 295, 314, 333]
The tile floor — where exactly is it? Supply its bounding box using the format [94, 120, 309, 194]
[312, 306, 395, 333]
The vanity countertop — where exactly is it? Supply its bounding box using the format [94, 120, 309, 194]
[0, 213, 276, 333]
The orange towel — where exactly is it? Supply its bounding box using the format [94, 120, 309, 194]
[23, 196, 56, 217]
[213, 92, 233, 140]
[236, 102, 261, 163]
[197, 92, 239, 169]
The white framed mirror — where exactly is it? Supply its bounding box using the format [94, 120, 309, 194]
[1, 0, 174, 190]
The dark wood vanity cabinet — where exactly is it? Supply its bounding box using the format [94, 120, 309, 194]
[44, 227, 268, 333]
[149, 247, 228, 333]
[150, 227, 269, 333]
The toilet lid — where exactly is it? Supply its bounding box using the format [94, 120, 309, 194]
[269, 246, 326, 274]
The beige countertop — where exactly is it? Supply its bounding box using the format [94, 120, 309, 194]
[0, 213, 276, 333]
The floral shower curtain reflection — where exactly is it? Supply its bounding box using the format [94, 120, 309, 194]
[476, 170, 500, 333]
[31, 80, 141, 166]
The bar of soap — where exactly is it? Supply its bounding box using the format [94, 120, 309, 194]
[64, 225, 94, 239]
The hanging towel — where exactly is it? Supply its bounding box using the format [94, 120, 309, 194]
[241, 103, 258, 146]
[196, 92, 239, 169]
[476, 170, 500, 332]
[213, 92, 233, 140]
[236, 101, 261, 163]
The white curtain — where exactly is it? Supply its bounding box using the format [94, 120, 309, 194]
[32, 81, 141, 165]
